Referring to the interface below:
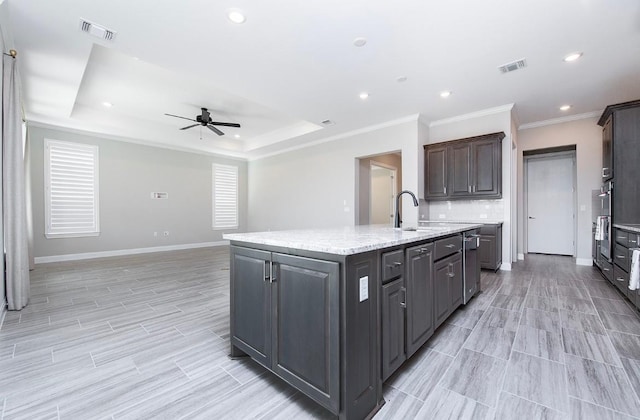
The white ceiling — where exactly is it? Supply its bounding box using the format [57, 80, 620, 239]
[6, 0, 640, 159]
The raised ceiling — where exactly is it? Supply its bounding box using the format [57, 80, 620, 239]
[6, 0, 640, 159]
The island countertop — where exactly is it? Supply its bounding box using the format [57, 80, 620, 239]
[223, 223, 481, 255]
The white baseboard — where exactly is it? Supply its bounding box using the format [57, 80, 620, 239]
[34, 241, 230, 264]
[517, 253, 525, 261]
[576, 258, 593, 266]
[500, 263, 511, 271]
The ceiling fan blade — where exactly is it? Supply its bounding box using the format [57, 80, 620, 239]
[165, 113, 196, 122]
[209, 122, 241, 128]
[180, 124, 199, 130]
[207, 125, 224, 136]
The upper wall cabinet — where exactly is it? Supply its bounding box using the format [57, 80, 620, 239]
[424, 132, 504, 201]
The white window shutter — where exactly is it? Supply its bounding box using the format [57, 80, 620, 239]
[213, 164, 238, 229]
[45, 139, 100, 238]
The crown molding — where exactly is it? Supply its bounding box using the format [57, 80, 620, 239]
[429, 104, 515, 128]
[518, 111, 601, 130]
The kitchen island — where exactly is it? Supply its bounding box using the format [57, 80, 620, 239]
[224, 224, 480, 420]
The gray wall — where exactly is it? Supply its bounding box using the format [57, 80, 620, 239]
[248, 120, 419, 231]
[516, 117, 601, 264]
[29, 125, 247, 259]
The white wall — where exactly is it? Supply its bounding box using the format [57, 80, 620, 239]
[516, 117, 602, 265]
[29, 125, 248, 260]
[426, 106, 515, 270]
[248, 120, 420, 231]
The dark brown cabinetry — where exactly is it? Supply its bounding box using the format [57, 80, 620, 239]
[598, 100, 640, 225]
[230, 245, 383, 419]
[425, 145, 448, 198]
[612, 227, 640, 304]
[433, 236, 463, 328]
[380, 242, 435, 381]
[424, 132, 504, 200]
[479, 224, 502, 271]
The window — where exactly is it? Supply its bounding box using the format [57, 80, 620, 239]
[45, 139, 99, 238]
[212, 164, 238, 230]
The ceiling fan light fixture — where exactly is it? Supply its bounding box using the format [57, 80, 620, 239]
[227, 9, 246, 24]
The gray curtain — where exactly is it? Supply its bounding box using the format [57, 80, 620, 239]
[3, 53, 30, 310]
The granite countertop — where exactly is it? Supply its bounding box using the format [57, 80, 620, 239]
[419, 219, 503, 225]
[613, 223, 640, 234]
[223, 223, 481, 255]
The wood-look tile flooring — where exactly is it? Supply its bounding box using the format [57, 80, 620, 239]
[2, 249, 640, 419]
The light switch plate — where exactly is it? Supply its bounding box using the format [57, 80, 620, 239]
[359, 276, 369, 302]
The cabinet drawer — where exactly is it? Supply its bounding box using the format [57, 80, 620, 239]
[382, 249, 404, 283]
[616, 230, 629, 246]
[614, 243, 630, 272]
[434, 235, 462, 260]
[613, 264, 630, 298]
[628, 233, 639, 248]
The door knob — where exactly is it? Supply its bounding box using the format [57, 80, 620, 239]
[529, 216, 535, 219]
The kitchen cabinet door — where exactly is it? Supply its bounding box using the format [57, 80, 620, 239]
[230, 246, 272, 368]
[448, 252, 464, 310]
[434, 258, 452, 328]
[381, 278, 406, 381]
[473, 139, 501, 197]
[272, 253, 340, 412]
[405, 243, 434, 358]
[602, 115, 613, 181]
[425, 146, 448, 198]
[450, 143, 472, 197]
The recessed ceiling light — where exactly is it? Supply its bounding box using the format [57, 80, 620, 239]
[353, 37, 367, 47]
[234, 134, 241, 139]
[396, 76, 407, 83]
[359, 92, 369, 100]
[102, 101, 113, 108]
[560, 104, 571, 111]
[227, 9, 246, 24]
[563, 52, 583, 62]
[440, 91, 452, 98]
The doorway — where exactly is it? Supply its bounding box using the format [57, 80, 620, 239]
[370, 163, 397, 225]
[355, 153, 402, 226]
[525, 150, 576, 256]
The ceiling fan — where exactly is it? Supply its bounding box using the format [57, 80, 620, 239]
[164, 107, 241, 136]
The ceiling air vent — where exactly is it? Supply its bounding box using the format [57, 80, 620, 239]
[79, 19, 116, 41]
[498, 58, 527, 74]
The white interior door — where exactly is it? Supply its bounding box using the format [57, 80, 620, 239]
[370, 165, 396, 225]
[527, 154, 575, 255]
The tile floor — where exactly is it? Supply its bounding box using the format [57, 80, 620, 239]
[1, 249, 640, 419]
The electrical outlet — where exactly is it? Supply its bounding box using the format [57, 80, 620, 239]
[163, 231, 169, 236]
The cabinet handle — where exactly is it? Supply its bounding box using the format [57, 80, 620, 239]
[264, 261, 270, 282]
[444, 186, 447, 195]
[630, 240, 638, 244]
[468, 185, 471, 193]
[603, 267, 610, 272]
[387, 262, 403, 269]
[616, 277, 625, 282]
[270, 263, 277, 283]
[445, 244, 456, 249]
[447, 272, 455, 278]
[400, 287, 407, 309]
[616, 255, 626, 259]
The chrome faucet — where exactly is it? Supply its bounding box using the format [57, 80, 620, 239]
[394, 190, 419, 228]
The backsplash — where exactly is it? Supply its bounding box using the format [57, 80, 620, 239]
[419, 199, 504, 221]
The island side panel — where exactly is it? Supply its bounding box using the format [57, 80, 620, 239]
[342, 250, 382, 420]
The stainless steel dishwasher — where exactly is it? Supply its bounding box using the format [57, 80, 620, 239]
[463, 229, 481, 304]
